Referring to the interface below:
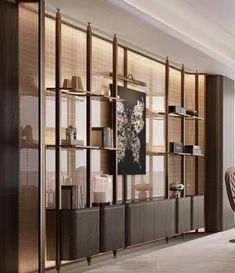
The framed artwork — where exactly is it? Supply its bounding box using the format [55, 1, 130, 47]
[112, 85, 146, 175]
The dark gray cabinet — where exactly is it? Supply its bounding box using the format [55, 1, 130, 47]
[177, 197, 191, 233]
[100, 205, 125, 252]
[46, 207, 99, 260]
[126, 201, 155, 246]
[155, 199, 176, 239]
[191, 195, 204, 230]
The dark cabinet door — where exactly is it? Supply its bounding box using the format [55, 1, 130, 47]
[155, 199, 176, 239]
[126, 202, 155, 246]
[100, 205, 125, 252]
[177, 197, 191, 233]
[191, 195, 204, 230]
[47, 208, 100, 260]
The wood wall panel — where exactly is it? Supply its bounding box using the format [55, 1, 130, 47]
[206, 75, 234, 232]
[198, 75, 205, 117]
[45, 17, 55, 88]
[169, 156, 182, 185]
[127, 51, 165, 95]
[185, 120, 195, 145]
[185, 74, 195, 111]
[198, 157, 205, 195]
[19, 5, 39, 273]
[169, 68, 181, 106]
[185, 157, 195, 196]
[169, 117, 181, 143]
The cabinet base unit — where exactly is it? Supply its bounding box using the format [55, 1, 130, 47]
[126, 201, 155, 246]
[100, 204, 125, 252]
[155, 199, 176, 239]
[46, 207, 100, 260]
[191, 195, 204, 230]
[176, 197, 192, 234]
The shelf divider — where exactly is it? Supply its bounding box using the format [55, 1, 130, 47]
[181, 65, 185, 198]
[112, 34, 118, 205]
[165, 58, 169, 199]
[55, 9, 62, 273]
[123, 48, 128, 203]
[86, 22, 92, 208]
[195, 71, 199, 195]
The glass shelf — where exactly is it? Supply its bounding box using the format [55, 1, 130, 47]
[157, 111, 204, 120]
[169, 152, 204, 157]
[146, 108, 165, 119]
[146, 151, 166, 156]
[45, 144, 121, 151]
[46, 87, 124, 102]
[185, 116, 204, 121]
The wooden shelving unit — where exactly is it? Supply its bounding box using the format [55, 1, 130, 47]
[44, 10, 206, 272]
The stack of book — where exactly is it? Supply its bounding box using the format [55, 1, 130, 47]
[61, 185, 85, 209]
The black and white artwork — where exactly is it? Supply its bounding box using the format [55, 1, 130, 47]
[115, 85, 146, 175]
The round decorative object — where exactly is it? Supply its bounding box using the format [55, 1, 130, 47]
[135, 182, 151, 200]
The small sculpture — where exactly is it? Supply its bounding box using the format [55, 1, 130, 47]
[22, 125, 33, 141]
[65, 125, 77, 141]
[170, 183, 184, 199]
[135, 180, 151, 200]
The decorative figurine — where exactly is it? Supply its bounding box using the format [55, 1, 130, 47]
[135, 180, 151, 200]
[22, 125, 33, 141]
[65, 125, 77, 141]
[170, 183, 184, 199]
[62, 125, 84, 146]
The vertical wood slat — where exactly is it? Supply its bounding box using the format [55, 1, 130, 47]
[55, 9, 61, 273]
[195, 71, 199, 195]
[86, 23, 92, 207]
[181, 65, 185, 197]
[165, 58, 169, 198]
[112, 34, 118, 204]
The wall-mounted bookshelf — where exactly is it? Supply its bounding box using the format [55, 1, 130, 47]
[44, 10, 205, 273]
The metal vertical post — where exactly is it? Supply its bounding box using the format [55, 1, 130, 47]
[165, 58, 169, 198]
[112, 34, 118, 204]
[55, 9, 61, 273]
[181, 65, 185, 197]
[195, 71, 199, 195]
[123, 48, 128, 202]
[38, 0, 45, 272]
[86, 22, 92, 207]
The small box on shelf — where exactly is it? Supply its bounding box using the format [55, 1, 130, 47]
[169, 105, 187, 116]
[184, 145, 202, 156]
[91, 127, 113, 148]
[169, 142, 183, 154]
[61, 139, 84, 146]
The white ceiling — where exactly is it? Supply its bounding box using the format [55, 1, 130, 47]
[46, 0, 235, 79]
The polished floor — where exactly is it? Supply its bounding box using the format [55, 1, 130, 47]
[56, 229, 235, 273]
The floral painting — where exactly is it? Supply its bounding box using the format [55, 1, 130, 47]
[116, 86, 146, 175]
